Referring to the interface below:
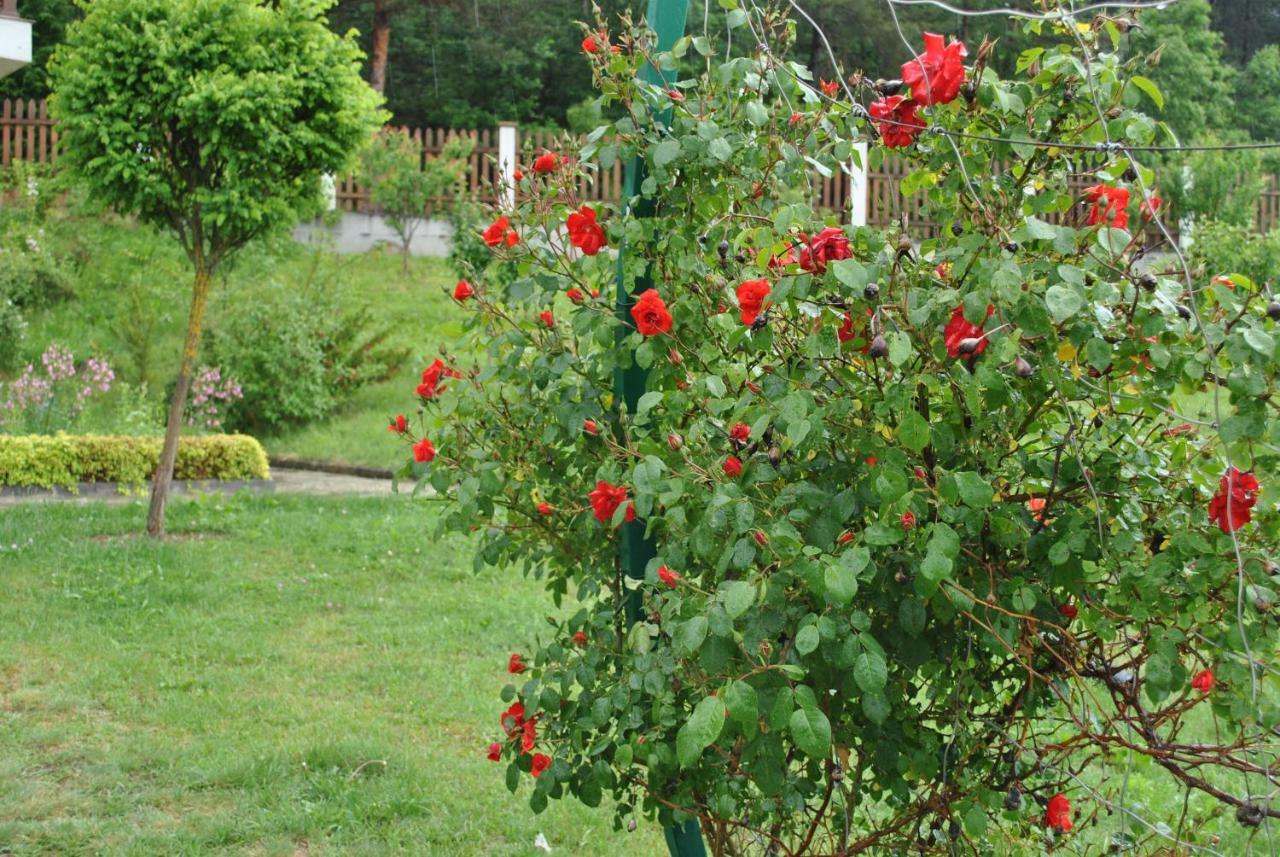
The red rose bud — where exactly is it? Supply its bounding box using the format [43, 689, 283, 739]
[1191, 669, 1215, 693]
[723, 456, 744, 478]
[667, 433, 683, 450]
[540, 310, 555, 328]
[753, 530, 768, 546]
[913, 466, 926, 480]
[566, 288, 585, 304]
[865, 456, 877, 467]
[657, 565, 680, 587]
[1058, 603, 1078, 621]
[668, 348, 683, 365]
[900, 510, 917, 530]
[453, 279, 474, 301]
[413, 438, 436, 463]
[668, 89, 684, 101]
[512, 169, 523, 181]
[508, 653, 526, 674]
[789, 112, 803, 126]
[837, 530, 854, 545]
[537, 502, 553, 516]
[487, 742, 502, 762]
[572, 630, 588, 647]
[388, 414, 408, 434]
[745, 381, 762, 394]
[532, 152, 559, 173]
[583, 419, 599, 435]
[820, 79, 839, 97]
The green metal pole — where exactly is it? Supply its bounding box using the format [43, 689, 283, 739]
[613, 2, 705, 856]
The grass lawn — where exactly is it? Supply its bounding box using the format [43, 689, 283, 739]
[18, 213, 464, 470]
[0, 494, 664, 856]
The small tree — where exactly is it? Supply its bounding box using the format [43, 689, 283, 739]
[49, 0, 382, 536]
[361, 130, 474, 272]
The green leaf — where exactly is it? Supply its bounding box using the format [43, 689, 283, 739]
[677, 695, 726, 767]
[1244, 328, 1275, 357]
[824, 562, 858, 605]
[725, 681, 758, 724]
[1130, 75, 1164, 110]
[788, 700, 831, 760]
[1024, 216, 1057, 241]
[1045, 285, 1083, 322]
[861, 690, 891, 725]
[896, 410, 930, 452]
[720, 580, 756, 619]
[830, 258, 868, 290]
[964, 804, 989, 837]
[953, 471, 993, 508]
[708, 137, 733, 162]
[854, 651, 888, 692]
[673, 616, 708, 655]
[653, 139, 681, 168]
[795, 625, 820, 655]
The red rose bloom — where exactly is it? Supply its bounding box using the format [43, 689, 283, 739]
[540, 310, 555, 328]
[943, 304, 994, 359]
[521, 720, 537, 753]
[799, 226, 852, 273]
[589, 480, 635, 525]
[507, 653, 526, 674]
[865, 456, 877, 467]
[1058, 603, 1078, 621]
[1207, 467, 1261, 533]
[572, 630, 588, 647]
[900, 510, 917, 530]
[837, 312, 856, 343]
[1045, 793, 1072, 832]
[729, 422, 751, 444]
[566, 288, 585, 304]
[483, 215, 519, 248]
[567, 205, 606, 255]
[901, 32, 968, 106]
[820, 79, 838, 97]
[788, 111, 803, 126]
[413, 438, 436, 463]
[657, 565, 680, 587]
[537, 501, 553, 516]
[487, 742, 502, 761]
[1084, 184, 1131, 230]
[1140, 193, 1162, 220]
[583, 419, 599, 435]
[736, 279, 772, 326]
[1191, 669, 1215, 693]
[768, 247, 798, 269]
[416, 358, 459, 399]
[453, 279, 474, 301]
[1027, 497, 1048, 522]
[723, 456, 743, 478]
[388, 414, 407, 434]
[582, 33, 599, 54]
[530, 753, 552, 778]
[630, 288, 673, 336]
[501, 701, 526, 736]
[532, 152, 559, 173]
[868, 96, 926, 149]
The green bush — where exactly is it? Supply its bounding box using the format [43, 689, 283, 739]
[206, 280, 406, 434]
[1189, 219, 1280, 285]
[0, 433, 269, 490]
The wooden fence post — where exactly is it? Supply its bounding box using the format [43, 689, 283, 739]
[612, 1, 706, 855]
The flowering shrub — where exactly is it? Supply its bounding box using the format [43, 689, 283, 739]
[184, 366, 243, 431]
[0, 343, 115, 435]
[399, 8, 1279, 854]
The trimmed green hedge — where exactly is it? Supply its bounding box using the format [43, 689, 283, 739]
[0, 434, 270, 490]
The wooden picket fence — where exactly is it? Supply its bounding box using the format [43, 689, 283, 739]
[5, 98, 1280, 235]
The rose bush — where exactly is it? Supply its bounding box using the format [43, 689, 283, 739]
[399, 6, 1279, 854]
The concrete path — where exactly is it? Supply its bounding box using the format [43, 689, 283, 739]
[0, 469, 398, 505]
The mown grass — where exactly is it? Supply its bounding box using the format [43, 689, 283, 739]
[18, 212, 463, 469]
[0, 494, 663, 856]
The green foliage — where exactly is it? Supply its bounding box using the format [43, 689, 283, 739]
[0, 433, 268, 490]
[405, 9, 1280, 853]
[48, 0, 383, 269]
[1189, 219, 1280, 285]
[447, 197, 516, 287]
[1237, 45, 1280, 142]
[1128, 0, 1235, 142]
[361, 130, 473, 268]
[206, 279, 406, 433]
[1165, 133, 1267, 226]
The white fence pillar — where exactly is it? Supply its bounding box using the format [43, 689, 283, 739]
[849, 141, 868, 227]
[321, 173, 337, 212]
[498, 121, 518, 210]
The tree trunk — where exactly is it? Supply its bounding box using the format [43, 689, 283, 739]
[146, 264, 212, 537]
[370, 0, 391, 95]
